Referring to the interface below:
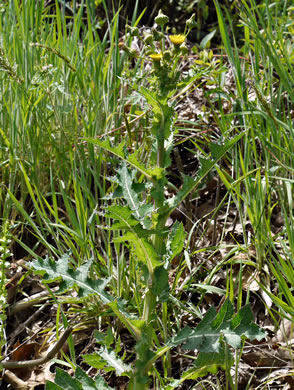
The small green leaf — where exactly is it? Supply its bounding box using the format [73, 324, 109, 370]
[75, 367, 103, 389]
[83, 353, 107, 370]
[200, 30, 216, 49]
[46, 382, 63, 390]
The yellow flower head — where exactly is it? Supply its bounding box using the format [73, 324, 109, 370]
[169, 34, 186, 46]
[149, 53, 163, 61]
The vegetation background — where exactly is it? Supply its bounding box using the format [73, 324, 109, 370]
[0, 0, 293, 389]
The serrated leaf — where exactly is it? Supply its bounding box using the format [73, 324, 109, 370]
[168, 326, 194, 347]
[83, 353, 107, 370]
[168, 222, 186, 260]
[46, 367, 114, 390]
[212, 299, 234, 330]
[104, 205, 139, 228]
[104, 205, 155, 236]
[84, 138, 163, 180]
[114, 231, 161, 269]
[99, 347, 132, 375]
[54, 367, 81, 389]
[117, 164, 140, 213]
[140, 86, 173, 139]
[75, 367, 102, 390]
[195, 347, 229, 369]
[46, 382, 64, 390]
[104, 205, 162, 271]
[231, 304, 266, 341]
[28, 254, 112, 304]
[151, 265, 169, 301]
[169, 298, 265, 353]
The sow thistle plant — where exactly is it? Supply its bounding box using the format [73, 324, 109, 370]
[30, 10, 265, 390]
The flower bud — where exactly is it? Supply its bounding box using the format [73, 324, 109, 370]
[144, 33, 154, 45]
[163, 50, 171, 61]
[125, 25, 139, 37]
[152, 28, 164, 42]
[155, 9, 169, 26]
[186, 13, 196, 29]
[122, 46, 138, 58]
[180, 43, 188, 55]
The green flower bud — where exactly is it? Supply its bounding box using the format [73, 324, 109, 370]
[129, 48, 139, 58]
[125, 25, 139, 37]
[186, 13, 196, 29]
[152, 28, 164, 42]
[145, 48, 155, 56]
[122, 46, 138, 58]
[155, 9, 169, 26]
[163, 50, 171, 61]
[180, 43, 188, 55]
[144, 33, 154, 45]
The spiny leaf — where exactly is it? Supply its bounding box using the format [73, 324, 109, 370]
[115, 164, 154, 221]
[28, 254, 113, 304]
[83, 353, 107, 370]
[151, 265, 170, 302]
[104, 205, 139, 228]
[170, 298, 266, 352]
[118, 164, 140, 212]
[140, 86, 174, 139]
[46, 367, 114, 390]
[104, 205, 162, 270]
[139, 86, 163, 115]
[84, 138, 163, 180]
[168, 221, 187, 261]
[99, 347, 132, 375]
[114, 231, 162, 270]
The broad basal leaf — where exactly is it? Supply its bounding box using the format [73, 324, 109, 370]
[46, 367, 114, 390]
[170, 298, 266, 352]
[29, 253, 113, 304]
